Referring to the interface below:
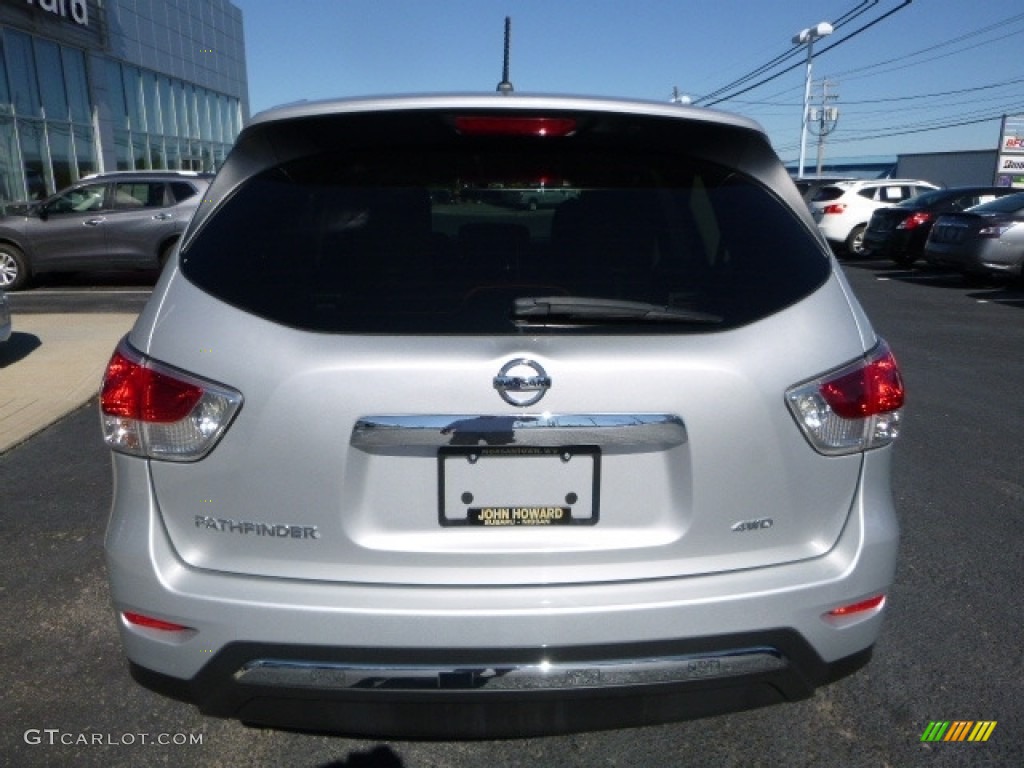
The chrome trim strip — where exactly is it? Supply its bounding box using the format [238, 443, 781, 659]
[235, 648, 786, 691]
[351, 413, 687, 454]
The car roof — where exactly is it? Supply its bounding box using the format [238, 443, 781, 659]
[79, 171, 213, 182]
[832, 179, 936, 187]
[247, 92, 766, 134]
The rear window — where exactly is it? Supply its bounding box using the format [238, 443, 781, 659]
[810, 186, 845, 203]
[182, 120, 829, 334]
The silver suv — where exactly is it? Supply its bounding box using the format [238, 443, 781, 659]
[0, 171, 210, 290]
[100, 94, 904, 738]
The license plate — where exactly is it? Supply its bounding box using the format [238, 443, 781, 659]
[438, 445, 600, 526]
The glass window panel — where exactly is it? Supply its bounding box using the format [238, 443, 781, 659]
[210, 92, 219, 143]
[132, 135, 150, 169]
[113, 129, 132, 170]
[122, 66, 145, 132]
[199, 90, 211, 141]
[165, 138, 181, 170]
[0, 37, 11, 107]
[34, 39, 68, 121]
[149, 136, 164, 169]
[105, 60, 128, 130]
[48, 122, 74, 191]
[61, 48, 91, 124]
[144, 70, 160, 134]
[175, 81, 188, 137]
[73, 124, 97, 178]
[0, 117, 22, 203]
[159, 77, 176, 138]
[4, 31, 42, 118]
[17, 119, 50, 199]
[187, 86, 199, 139]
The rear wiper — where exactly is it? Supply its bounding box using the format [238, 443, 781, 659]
[512, 296, 722, 325]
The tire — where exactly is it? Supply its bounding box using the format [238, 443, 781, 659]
[891, 251, 916, 267]
[844, 224, 867, 257]
[0, 243, 29, 290]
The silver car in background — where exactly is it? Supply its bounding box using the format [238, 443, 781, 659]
[100, 94, 904, 738]
[923, 190, 1024, 280]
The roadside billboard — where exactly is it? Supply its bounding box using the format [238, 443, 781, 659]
[994, 115, 1024, 188]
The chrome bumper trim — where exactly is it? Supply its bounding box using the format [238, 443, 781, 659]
[351, 413, 687, 454]
[235, 648, 785, 692]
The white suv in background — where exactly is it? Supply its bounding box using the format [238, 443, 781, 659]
[811, 179, 938, 256]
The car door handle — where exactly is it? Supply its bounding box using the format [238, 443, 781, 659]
[152, 212, 173, 221]
[84, 218, 106, 226]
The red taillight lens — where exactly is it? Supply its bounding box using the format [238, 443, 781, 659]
[822, 203, 846, 215]
[819, 347, 905, 419]
[100, 338, 242, 461]
[101, 349, 203, 423]
[896, 212, 933, 230]
[786, 340, 904, 455]
[122, 611, 191, 632]
[455, 116, 577, 137]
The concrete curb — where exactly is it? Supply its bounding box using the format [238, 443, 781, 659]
[0, 313, 136, 454]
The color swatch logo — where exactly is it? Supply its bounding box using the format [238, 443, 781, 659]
[921, 721, 997, 742]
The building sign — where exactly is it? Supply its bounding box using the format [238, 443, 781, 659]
[994, 115, 1024, 188]
[25, 0, 88, 27]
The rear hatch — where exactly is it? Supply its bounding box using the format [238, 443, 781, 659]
[132, 98, 871, 587]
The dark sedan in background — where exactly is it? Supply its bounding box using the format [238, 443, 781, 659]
[863, 186, 1018, 265]
[923, 191, 1024, 280]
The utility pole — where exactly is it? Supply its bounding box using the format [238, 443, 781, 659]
[808, 79, 840, 176]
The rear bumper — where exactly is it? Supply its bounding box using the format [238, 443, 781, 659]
[130, 634, 872, 738]
[105, 448, 899, 736]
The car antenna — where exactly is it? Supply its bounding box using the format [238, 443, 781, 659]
[496, 16, 514, 94]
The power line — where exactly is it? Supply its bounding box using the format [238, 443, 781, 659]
[694, 0, 913, 107]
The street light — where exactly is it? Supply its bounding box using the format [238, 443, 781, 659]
[793, 21, 833, 179]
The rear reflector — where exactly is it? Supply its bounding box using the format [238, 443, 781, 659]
[786, 340, 904, 455]
[100, 338, 242, 461]
[827, 594, 886, 618]
[455, 116, 577, 137]
[122, 611, 191, 632]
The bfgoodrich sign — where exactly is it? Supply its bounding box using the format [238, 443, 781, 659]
[995, 115, 1024, 188]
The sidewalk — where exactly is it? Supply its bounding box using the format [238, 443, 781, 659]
[0, 313, 136, 454]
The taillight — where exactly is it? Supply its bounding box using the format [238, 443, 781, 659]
[100, 338, 242, 461]
[978, 223, 1013, 238]
[822, 203, 846, 215]
[785, 340, 904, 455]
[896, 212, 933, 230]
[454, 116, 577, 137]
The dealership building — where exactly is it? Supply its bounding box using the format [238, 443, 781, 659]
[0, 0, 248, 204]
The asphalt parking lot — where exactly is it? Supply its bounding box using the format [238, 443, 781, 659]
[1, 264, 1022, 767]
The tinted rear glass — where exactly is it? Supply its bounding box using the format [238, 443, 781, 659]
[182, 123, 829, 334]
[810, 186, 845, 203]
[969, 192, 1024, 214]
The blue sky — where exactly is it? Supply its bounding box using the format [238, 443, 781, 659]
[231, 1, 1024, 163]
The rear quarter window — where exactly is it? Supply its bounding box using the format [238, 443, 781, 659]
[182, 117, 829, 335]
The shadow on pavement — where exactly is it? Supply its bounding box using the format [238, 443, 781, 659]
[0, 331, 42, 367]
